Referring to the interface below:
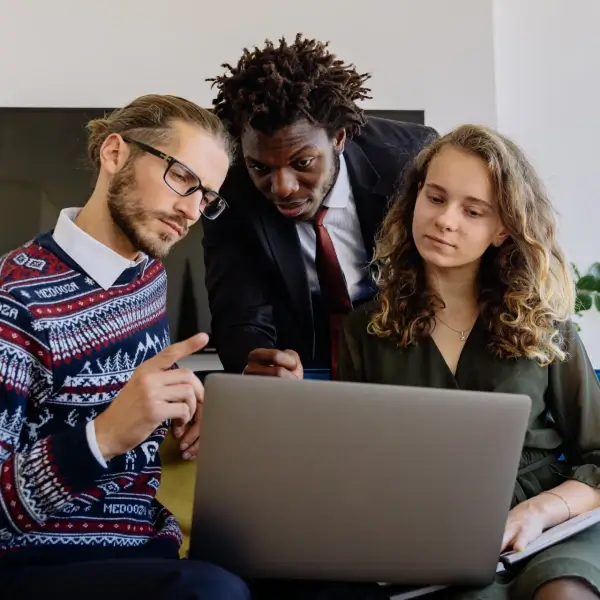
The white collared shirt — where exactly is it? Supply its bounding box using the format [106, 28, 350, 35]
[52, 207, 147, 467]
[296, 154, 371, 303]
[53, 207, 145, 290]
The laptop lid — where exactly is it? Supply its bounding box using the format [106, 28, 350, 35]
[189, 374, 531, 587]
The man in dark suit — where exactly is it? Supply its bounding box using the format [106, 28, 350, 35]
[204, 34, 437, 379]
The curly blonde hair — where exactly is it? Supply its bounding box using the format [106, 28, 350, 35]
[368, 124, 574, 366]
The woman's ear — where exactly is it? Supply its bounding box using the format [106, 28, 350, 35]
[493, 229, 510, 247]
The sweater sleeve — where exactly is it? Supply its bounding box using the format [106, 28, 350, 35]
[0, 292, 108, 533]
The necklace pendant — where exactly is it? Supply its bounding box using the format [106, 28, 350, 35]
[460, 331, 466, 342]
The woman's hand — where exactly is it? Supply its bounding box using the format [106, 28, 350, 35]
[501, 491, 571, 552]
[501, 499, 549, 552]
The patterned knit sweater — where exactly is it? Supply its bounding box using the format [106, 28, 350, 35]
[0, 232, 182, 569]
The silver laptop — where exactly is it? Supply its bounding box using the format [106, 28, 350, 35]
[188, 373, 531, 588]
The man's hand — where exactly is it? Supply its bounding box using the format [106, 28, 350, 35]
[94, 333, 209, 461]
[174, 404, 203, 461]
[243, 348, 303, 379]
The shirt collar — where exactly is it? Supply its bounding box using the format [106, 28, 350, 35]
[323, 153, 352, 209]
[52, 207, 146, 290]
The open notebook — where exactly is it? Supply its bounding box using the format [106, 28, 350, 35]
[380, 506, 600, 599]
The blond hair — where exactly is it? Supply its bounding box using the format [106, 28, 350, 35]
[369, 124, 575, 366]
[86, 94, 233, 173]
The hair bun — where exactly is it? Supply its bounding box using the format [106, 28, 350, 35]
[87, 117, 110, 136]
[86, 118, 111, 167]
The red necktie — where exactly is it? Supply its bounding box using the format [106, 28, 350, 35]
[314, 206, 353, 379]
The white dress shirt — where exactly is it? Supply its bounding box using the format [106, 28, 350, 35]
[53, 207, 146, 466]
[296, 154, 372, 303]
[53, 207, 143, 290]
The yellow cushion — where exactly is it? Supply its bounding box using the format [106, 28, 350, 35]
[157, 432, 197, 557]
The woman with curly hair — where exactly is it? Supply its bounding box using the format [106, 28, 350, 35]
[339, 124, 600, 600]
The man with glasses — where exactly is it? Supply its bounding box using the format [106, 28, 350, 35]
[0, 94, 249, 600]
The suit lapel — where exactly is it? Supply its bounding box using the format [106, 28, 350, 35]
[260, 207, 310, 307]
[256, 198, 314, 344]
[344, 140, 395, 263]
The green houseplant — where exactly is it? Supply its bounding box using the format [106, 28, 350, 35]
[573, 262, 600, 327]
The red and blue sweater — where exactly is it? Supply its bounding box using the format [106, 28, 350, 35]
[0, 232, 181, 569]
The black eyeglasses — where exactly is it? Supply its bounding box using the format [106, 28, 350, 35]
[122, 137, 228, 221]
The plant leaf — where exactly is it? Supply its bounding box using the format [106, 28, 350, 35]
[588, 262, 600, 280]
[576, 275, 599, 292]
[576, 291, 593, 311]
[572, 262, 581, 279]
[594, 294, 600, 312]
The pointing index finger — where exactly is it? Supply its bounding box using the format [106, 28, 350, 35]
[146, 333, 209, 370]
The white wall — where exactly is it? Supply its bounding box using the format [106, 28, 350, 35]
[493, 0, 600, 365]
[0, 0, 497, 134]
[9, 0, 599, 364]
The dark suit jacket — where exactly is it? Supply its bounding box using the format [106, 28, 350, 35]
[203, 116, 438, 373]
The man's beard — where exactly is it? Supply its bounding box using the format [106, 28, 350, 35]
[320, 149, 341, 203]
[107, 161, 188, 260]
[297, 150, 341, 222]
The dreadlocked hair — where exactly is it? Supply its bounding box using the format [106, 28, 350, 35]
[208, 33, 372, 139]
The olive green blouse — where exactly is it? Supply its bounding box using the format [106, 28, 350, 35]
[338, 303, 600, 498]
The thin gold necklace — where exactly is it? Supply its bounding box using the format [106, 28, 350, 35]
[435, 315, 476, 342]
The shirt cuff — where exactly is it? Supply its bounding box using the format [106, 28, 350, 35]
[85, 420, 108, 468]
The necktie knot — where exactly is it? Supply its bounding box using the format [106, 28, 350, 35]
[314, 205, 328, 228]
